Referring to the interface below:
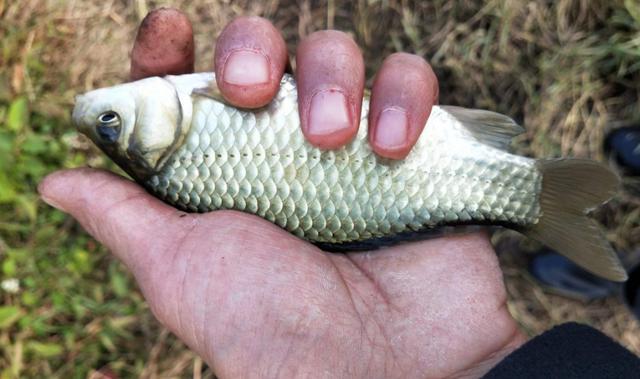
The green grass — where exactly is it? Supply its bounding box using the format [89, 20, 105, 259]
[0, 52, 151, 379]
[1, 0, 639, 377]
[0, 3, 181, 377]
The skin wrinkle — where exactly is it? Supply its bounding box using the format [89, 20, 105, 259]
[346, 254, 398, 312]
[240, 297, 271, 376]
[269, 321, 289, 378]
[270, 312, 306, 378]
[69, 170, 118, 214]
[203, 253, 253, 377]
[138, 216, 196, 334]
[216, 17, 274, 52]
[268, 303, 318, 377]
[201, 242, 220, 373]
[328, 255, 402, 376]
[252, 266, 290, 377]
[345, 255, 405, 372]
[90, 192, 150, 252]
[324, 256, 370, 369]
[164, 228, 189, 341]
[208, 221, 335, 376]
[177, 220, 204, 355]
[373, 72, 430, 113]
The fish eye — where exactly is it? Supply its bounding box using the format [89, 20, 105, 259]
[96, 111, 121, 143]
[98, 111, 118, 123]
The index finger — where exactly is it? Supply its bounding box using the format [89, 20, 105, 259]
[295, 31, 365, 149]
[130, 8, 195, 81]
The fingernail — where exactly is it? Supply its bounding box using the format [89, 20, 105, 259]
[374, 108, 408, 150]
[223, 50, 270, 86]
[307, 89, 351, 137]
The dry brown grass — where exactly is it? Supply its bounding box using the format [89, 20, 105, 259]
[1, 0, 640, 376]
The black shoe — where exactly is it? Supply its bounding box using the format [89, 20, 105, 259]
[528, 250, 621, 301]
[604, 126, 640, 177]
[624, 263, 640, 320]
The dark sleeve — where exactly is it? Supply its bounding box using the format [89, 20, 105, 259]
[483, 322, 640, 379]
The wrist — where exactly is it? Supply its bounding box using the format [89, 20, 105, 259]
[455, 328, 527, 378]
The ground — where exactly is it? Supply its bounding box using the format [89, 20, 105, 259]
[0, 0, 639, 377]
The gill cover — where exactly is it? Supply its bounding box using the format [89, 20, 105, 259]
[73, 77, 190, 180]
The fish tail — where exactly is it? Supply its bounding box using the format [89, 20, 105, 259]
[524, 159, 627, 281]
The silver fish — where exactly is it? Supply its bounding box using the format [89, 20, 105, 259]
[72, 73, 627, 281]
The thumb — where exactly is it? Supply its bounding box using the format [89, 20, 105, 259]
[38, 168, 183, 269]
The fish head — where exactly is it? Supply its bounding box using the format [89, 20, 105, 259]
[73, 77, 184, 180]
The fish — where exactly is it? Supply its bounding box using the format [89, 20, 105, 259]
[72, 72, 627, 281]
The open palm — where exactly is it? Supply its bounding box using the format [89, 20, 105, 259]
[40, 169, 523, 378]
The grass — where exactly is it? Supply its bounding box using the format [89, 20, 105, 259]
[0, 0, 639, 377]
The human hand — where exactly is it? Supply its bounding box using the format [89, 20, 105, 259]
[41, 8, 525, 378]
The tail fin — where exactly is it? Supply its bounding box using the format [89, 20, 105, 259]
[524, 159, 627, 281]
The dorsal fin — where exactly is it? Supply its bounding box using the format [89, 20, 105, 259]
[441, 105, 524, 151]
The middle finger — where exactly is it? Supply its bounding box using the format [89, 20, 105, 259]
[296, 31, 365, 149]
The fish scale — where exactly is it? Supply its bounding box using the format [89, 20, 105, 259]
[146, 75, 541, 243]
